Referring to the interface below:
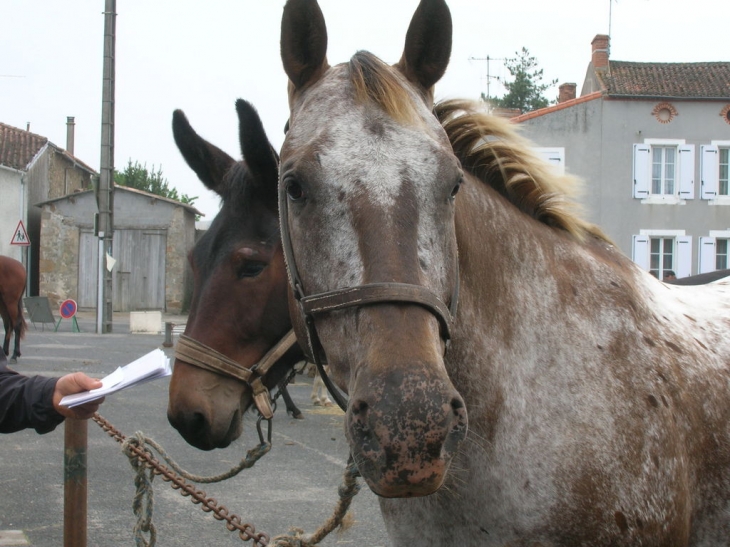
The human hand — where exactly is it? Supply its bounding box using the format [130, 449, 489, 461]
[52, 372, 105, 420]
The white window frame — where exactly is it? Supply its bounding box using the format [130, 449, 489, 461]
[535, 147, 565, 175]
[699, 230, 730, 273]
[633, 229, 692, 278]
[633, 139, 694, 203]
[702, 140, 730, 205]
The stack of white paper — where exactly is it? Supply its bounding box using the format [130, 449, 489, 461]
[60, 349, 171, 408]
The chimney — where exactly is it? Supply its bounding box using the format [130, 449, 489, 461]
[66, 116, 75, 155]
[591, 34, 610, 71]
[558, 83, 577, 103]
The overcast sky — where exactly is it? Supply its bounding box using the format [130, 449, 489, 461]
[1, 0, 727, 219]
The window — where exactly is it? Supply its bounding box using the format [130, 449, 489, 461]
[652, 146, 676, 195]
[699, 231, 730, 273]
[634, 141, 694, 201]
[633, 231, 692, 278]
[717, 239, 728, 270]
[701, 142, 730, 200]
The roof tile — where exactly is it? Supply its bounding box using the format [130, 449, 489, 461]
[601, 61, 730, 98]
[0, 122, 48, 171]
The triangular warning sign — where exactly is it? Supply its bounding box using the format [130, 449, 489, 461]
[10, 220, 31, 246]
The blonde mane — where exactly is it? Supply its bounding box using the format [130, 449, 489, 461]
[435, 99, 608, 242]
[349, 51, 424, 126]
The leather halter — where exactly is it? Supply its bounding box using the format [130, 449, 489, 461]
[278, 180, 460, 412]
[174, 330, 297, 419]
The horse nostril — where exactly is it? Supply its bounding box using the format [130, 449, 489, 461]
[352, 399, 369, 417]
[190, 411, 207, 432]
[450, 396, 468, 428]
[350, 399, 371, 432]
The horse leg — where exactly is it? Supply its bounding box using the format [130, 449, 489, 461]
[320, 366, 333, 407]
[311, 367, 333, 407]
[311, 370, 323, 405]
[2, 317, 9, 357]
[11, 319, 22, 363]
[278, 383, 304, 420]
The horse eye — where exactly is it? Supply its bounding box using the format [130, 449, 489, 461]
[286, 180, 305, 202]
[450, 176, 463, 199]
[238, 261, 266, 278]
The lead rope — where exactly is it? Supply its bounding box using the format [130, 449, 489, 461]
[92, 413, 362, 546]
[270, 459, 361, 546]
[93, 413, 271, 546]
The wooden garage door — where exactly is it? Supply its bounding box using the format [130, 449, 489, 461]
[78, 229, 166, 311]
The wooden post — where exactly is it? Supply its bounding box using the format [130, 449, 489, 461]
[64, 418, 88, 547]
[163, 322, 174, 347]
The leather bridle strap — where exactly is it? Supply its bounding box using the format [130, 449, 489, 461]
[301, 282, 455, 342]
[174, 331, 298, 419]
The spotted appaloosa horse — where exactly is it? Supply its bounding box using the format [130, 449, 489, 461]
[0, 256, 27, 364]
[278, 0, 730, 544]
[167, 100, 305, 450]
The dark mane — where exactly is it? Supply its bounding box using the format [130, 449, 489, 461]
[217, 161, 256, 209]
[196, 161, 277, 264]
[435, 99, 608, 242]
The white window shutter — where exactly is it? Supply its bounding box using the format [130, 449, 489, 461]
[535, 148, 565, 175]
[676, 236, 693, 278]
[701, 145, 719, 200]
[699, 236, 717, 273]
[678, 145, 695, 199]
[632, 235, 650, 271]
[633, 144, 650, 198]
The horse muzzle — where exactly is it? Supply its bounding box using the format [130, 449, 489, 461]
[346, 368, 467, 498]
[167, 359, 246, 450]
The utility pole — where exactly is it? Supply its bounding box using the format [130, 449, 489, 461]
[97, 0, 116, 334]
[469, 55, 505, 104]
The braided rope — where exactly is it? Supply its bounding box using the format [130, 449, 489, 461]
[119, 430, 271, 547]
[123, 431, 271, 484]
[96, 414, 363, 545]
[123, 438, 158, 546]
[270, 460, 361, 547]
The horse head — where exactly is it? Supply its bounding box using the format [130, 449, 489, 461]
[167, 100, 296, 450]
[279, 0, 467, 497]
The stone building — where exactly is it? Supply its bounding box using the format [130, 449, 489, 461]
[514, 35, 730, 279]
[37, 185, 199, 313]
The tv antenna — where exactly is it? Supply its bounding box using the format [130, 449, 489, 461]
[468, 55, 505, 102]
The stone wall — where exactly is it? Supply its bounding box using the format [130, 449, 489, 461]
[47, 151, 90, 199]
[164, 206, 194, 313]
[38, 206, 80, 308]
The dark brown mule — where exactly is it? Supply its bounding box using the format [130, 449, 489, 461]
[0, 256, 27, 364]
[167, 100, 303, 450]
[278, 0, 730, 545]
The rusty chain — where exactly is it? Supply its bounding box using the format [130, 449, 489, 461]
[92, 413, 271, 545]
[92, 405, 362, 546]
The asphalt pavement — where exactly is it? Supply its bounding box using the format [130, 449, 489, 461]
[0, 311, 387, 546]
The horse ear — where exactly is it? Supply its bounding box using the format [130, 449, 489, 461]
[172, 109, 235, 195]
[235, 99, 279, 211]
[396, 0, 452, 93]
[280, 0, 329, 90]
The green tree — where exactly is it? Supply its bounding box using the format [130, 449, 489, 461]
[487, 47, 558, 113]
[114, 159, 197, 207]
